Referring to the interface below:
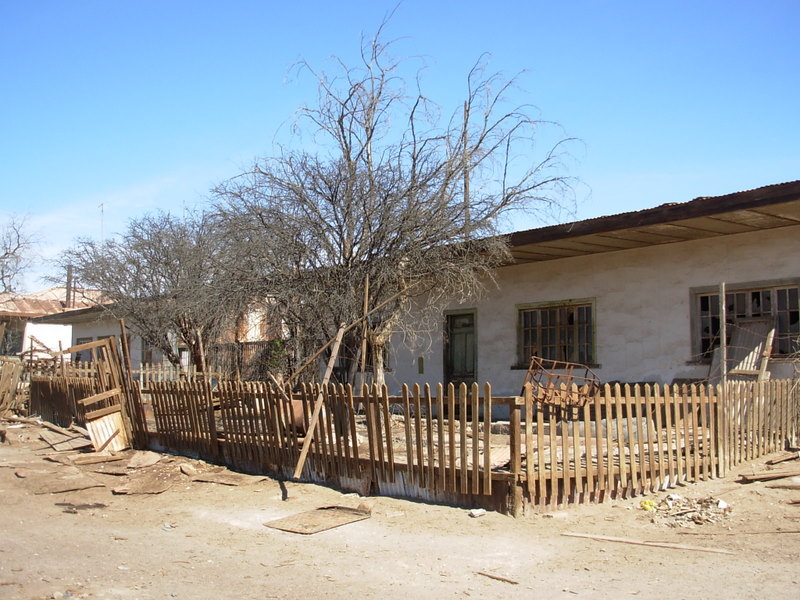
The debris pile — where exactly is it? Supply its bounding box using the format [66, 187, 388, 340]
[641, 494, 731, 527]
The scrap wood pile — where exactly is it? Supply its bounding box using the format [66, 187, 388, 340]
[737, 450, 800, 491]
[641, 494, 732, 527]
[1, 417, 265, 496]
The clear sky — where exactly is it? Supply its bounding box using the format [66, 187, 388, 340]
[2, 1, 798, 291]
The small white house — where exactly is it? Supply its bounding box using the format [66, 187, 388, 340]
[31, 305, 157, 368]
[389, 180, 800, 396]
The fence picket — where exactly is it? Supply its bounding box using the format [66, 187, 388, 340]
[471, 382, 480, 495]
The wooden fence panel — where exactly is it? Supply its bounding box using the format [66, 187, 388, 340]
[27, 372, 799, 513]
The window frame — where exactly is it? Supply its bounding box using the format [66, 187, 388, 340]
[73, 336, 94, 364]
[690, 278, 800, 361]
[515, 298, 596, 367]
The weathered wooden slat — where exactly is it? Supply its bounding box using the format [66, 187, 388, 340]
[381, 385, 395, 483]
[458, 383, 468, 495]
[535, 399, 545, 506]
[436, 383, 446, 493]
[401, 384, 415, 487]
[471, 382, 480, 496]
[483, 383, 492, 496]
[447, 383, 457, 493]
[426, 384, 436, 492]
[524, 385, 534, 496]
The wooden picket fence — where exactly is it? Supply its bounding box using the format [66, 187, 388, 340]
[148, 381, 504, 505]
[518, 380, 797, 508]
[23, 371, 800, 514]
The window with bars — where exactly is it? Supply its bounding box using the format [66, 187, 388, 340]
[695, 283, 799, 358]
[517, 300, 594, 365]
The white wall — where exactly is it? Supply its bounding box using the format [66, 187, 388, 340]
[71, 318, 145, 369]
[21, 323, 72, 359]
[390, 226, 800, 395]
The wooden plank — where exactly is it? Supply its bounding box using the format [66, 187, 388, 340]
[401, 384, 415, 486]
[381, 385, 395, 482]
[603, 388, 615, 497]
[346, 385, 361, 478]
[562, 533, 734, 555]
[364, 384, 382, 482]
[86, 411, 128, 452]
[613, 384, 627, 494]
[673, 385, 686, 483]
[535, 398, 545, 506]
[85, 403, 121, 421]
[624, 384, 639, 494]
[471, 382, 480, 495]
[426, 384, 436, 492]
[706, 387, 719, 478]
[758, 380, 767, 457]
[593, 397, 605, 499]
[561, 394, 572, 503]
[572, 406, 582, 501]
[643, 385, 658, 491]
[483, 383, 492, 496]
[524, 385, 534, 496]
[293, 324, 346, 479]
[321, 385, 337, 477]
[437, 383, 446, 493]
[653, 385, 672, 489]
[459, 383, 468, 495]
[691, 385, 703, 480]
[76, 387, 122, 407]
[634, 385, 649, 492]
[583, 400, 595, 500]
[447, 383, 457, 492]
[413, 384, 425, 488]
[509, 397, 523, 517]
[548, 399, 558, 508]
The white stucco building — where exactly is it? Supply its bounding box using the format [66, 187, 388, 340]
[388, 181, 800, 396]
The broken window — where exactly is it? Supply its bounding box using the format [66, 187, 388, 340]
[695, 283, 799, 358]
[517, 300, 594, 365]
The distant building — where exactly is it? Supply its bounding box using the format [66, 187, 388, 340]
[0, 287, 102, 357]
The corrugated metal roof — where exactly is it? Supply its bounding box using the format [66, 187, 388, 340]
[0, 287, 103, 319]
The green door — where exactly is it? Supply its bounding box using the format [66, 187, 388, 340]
[445, 312, 476, 387]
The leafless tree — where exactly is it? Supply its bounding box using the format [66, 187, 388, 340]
[61, 211, 249, 371]
[215, 27, 574, 385]
[0, 216, 35, 293]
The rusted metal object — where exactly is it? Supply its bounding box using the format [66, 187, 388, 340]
[522, 356, 600, 409]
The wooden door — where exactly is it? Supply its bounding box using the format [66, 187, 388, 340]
[444, 312, 476, 387]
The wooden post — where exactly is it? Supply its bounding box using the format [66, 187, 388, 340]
[509, 396, 523, 517]
[719, 282, 728, 475]
[292, 325, 346, 479]
[720, 283, 728, 389]
[358, 274, 370, 389]
[118, 319, 144, 446]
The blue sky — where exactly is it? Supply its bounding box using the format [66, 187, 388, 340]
[2, 1, 798, 291]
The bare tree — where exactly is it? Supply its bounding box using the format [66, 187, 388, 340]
[61, 211, 249, 371]
[215, 28, 574, 385]
[0, 216, 35, 293]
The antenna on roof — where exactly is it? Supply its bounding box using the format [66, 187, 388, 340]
[65, 265, 73, 309]
[99, 203, 105, 241]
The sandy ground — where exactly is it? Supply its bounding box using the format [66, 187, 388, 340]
[1, 421, 799, 600]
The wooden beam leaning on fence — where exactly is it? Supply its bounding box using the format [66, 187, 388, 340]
[289, 283, 418, 480]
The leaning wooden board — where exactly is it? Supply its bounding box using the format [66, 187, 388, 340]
[85, 406, 129, 453]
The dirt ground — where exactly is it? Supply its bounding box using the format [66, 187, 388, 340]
[1, 421, 799, 600]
